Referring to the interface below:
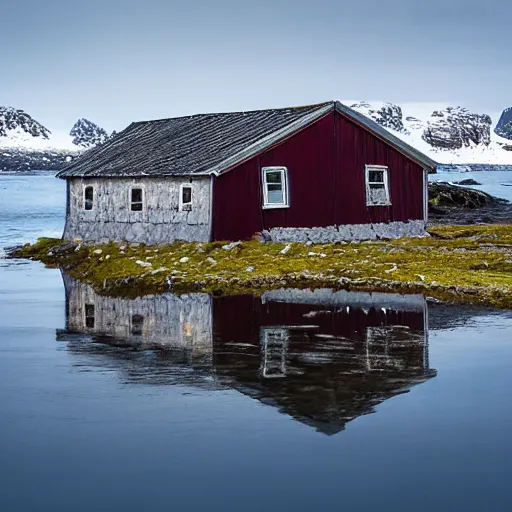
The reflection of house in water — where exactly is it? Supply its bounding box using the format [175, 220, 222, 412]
[60, 275, 436, 435]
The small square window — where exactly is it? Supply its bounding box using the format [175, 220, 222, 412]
[131, 188, 143, 211]
[84, 186, 94, 210]
[262, 167, 289, 209]
[366, 165, 391, 206]
[179, 184, 192, 211]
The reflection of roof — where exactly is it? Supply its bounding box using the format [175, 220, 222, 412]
[57, 101, 436, 179]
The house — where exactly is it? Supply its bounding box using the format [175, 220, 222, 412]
[57, 101, 437, 244]
[58, 274, 436, 435]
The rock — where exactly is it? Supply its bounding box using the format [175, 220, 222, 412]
[70, 118, 109, 148]
[349, 102, 406, 133]
[455, 178, 481, 186]
[135, 260, 152, 268]
[222, 241, 242, 250]
[422, 107, 491, 150]
[429, 182, 498, 209]
[93, 249, 102, 255]
[280, 244, 291, 255]
[246, 266, 255, 272]
[207, 257, 217, 265]
[495, 107, 512, 140]
[151, 267, 169, 274]
[179, 257, 189, 263]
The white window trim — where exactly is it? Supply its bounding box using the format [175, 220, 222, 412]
[83, 184, 95, 211]
[179, 183, 193, 212]
[365, 165, 391, 206]
[129, 185, 145, 212]
[262, 166, 290, 209]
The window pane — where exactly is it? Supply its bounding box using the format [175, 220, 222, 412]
[131, 188, 142, 203]
[369, 170, 384, 183]
[182, 186, 192, 204]
[131, 315, 144, 335]
[85, 304, 95, 328]
[267, 188, 284, 204]
[266, 171, 283, 184]
[84, 187, 93, 210]
[131, 202, 143, 212]
[369, 187, 388, 204]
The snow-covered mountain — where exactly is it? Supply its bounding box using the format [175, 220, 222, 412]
[70, 118, 109, 148]
[348, 101, 512, 165]
[0, 107, 109, 171]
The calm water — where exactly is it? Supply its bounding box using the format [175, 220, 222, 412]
[1, 172, 512, 512]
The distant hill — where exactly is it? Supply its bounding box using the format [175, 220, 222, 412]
[0, 107, 110, 171]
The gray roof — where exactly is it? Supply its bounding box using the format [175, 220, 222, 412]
[57, 101, 436, 179]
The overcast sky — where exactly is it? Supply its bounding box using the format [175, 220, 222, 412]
[3, 0, 510, 133]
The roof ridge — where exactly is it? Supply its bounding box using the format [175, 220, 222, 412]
[132, 101, 335, 125]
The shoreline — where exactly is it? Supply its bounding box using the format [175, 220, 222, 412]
[8, 224, 512, 309]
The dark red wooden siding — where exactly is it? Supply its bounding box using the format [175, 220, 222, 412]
[212, 109, 425, 241]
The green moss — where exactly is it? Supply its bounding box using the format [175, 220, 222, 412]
[9, 224, 512, 309]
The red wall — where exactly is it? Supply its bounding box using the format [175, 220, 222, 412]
[212, 109, 425, 241]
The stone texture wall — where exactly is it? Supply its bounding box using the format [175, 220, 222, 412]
[64, 176, 211, 244]
[268, 220, 426, 243]
[63, 274, 213, 357]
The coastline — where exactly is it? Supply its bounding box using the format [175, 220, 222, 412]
[9, 224, 512, 309]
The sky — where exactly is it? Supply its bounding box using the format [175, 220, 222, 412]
[3, 0, 511, 133]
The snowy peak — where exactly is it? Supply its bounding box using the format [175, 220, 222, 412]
[70, 118, 109, 148]
[350, 101, 406, 133]
[421, 106, 491, 150]
[0, 106, 51, 141]
[495, 107, 512, 140]
[348, 101, 511, 165]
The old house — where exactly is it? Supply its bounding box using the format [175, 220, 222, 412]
[57, 101, 436, 244]
[59, 275, 436, 434]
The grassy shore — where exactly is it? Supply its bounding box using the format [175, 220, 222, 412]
[9, 225, 512, 308]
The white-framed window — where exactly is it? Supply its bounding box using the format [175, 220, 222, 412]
[84, 185, 94, 210]
[179, 184, 192, 211]
[262, 166, 289, 209]
[365, 165, 391, 206]
[130, 187, 144, 211]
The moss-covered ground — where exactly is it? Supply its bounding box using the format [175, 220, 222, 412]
[9, 224, 512, 308]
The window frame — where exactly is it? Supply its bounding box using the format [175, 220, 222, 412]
[179, 183, 193, 212]
[129, 186, 144, 212]
[365, 165, 391, 206]
[84, 185, 94, 211]
[262, 166, 289, 209]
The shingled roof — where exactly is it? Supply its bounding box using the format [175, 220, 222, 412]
[57, 101, 436, 179]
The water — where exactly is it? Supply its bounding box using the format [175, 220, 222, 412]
[1, 172, 512, 512]
[432, 169, 512, 202]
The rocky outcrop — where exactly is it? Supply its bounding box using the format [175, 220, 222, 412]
[0, 107, 50, 139]
[70, 118, 109, 148]
[495, 107, 512, 140]
[350, 102, 406, 133]
[429, 182, 497, 208]
[422, 107, 492, 150]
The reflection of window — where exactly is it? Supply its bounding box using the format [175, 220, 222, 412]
[179, 184, 192, 211]
[366, 326, 404, 371]
[131, 314, 144, 335]
[365, 165, 390, 206]
[262, 167, 289, 208]
[85, 304, 95, 328]
[84, 186, 94, 210]
[260, 328, 289, 378]
[131, 188, 143, 211]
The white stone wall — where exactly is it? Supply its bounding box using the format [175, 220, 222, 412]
[64, 275, 213, 358]
[64, 176, 212, 244]
[268, 220, 427, 243]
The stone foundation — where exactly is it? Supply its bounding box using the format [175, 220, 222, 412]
[268, 220, 426, 243]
